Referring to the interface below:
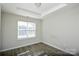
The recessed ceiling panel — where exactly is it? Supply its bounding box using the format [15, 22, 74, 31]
[1, 3, 67, 18]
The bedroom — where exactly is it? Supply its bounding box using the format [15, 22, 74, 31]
[0, 3, 79, 56]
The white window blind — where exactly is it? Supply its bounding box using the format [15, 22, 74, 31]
[18, 21, 36, 39]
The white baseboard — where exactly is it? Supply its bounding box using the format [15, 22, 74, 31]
[0, 41, 41, 52]
[42, 41, 75, 55]
[0, 40, 76, 56]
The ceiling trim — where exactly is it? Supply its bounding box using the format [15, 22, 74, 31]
[41, 3, 67, 17]
[16, 7, 41, 16]
[1, 3, 68, 19]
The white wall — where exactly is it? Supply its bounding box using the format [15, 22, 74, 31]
[1, 12, 42, 50]
[0, 5, 2, 50]
[42, 4, 79, 55]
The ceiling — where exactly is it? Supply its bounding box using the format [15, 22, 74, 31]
[1, 3, 67, 19]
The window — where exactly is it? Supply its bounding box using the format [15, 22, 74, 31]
[18, 21, 36, 39]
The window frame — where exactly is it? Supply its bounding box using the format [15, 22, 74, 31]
[17, 21, 36, 39]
